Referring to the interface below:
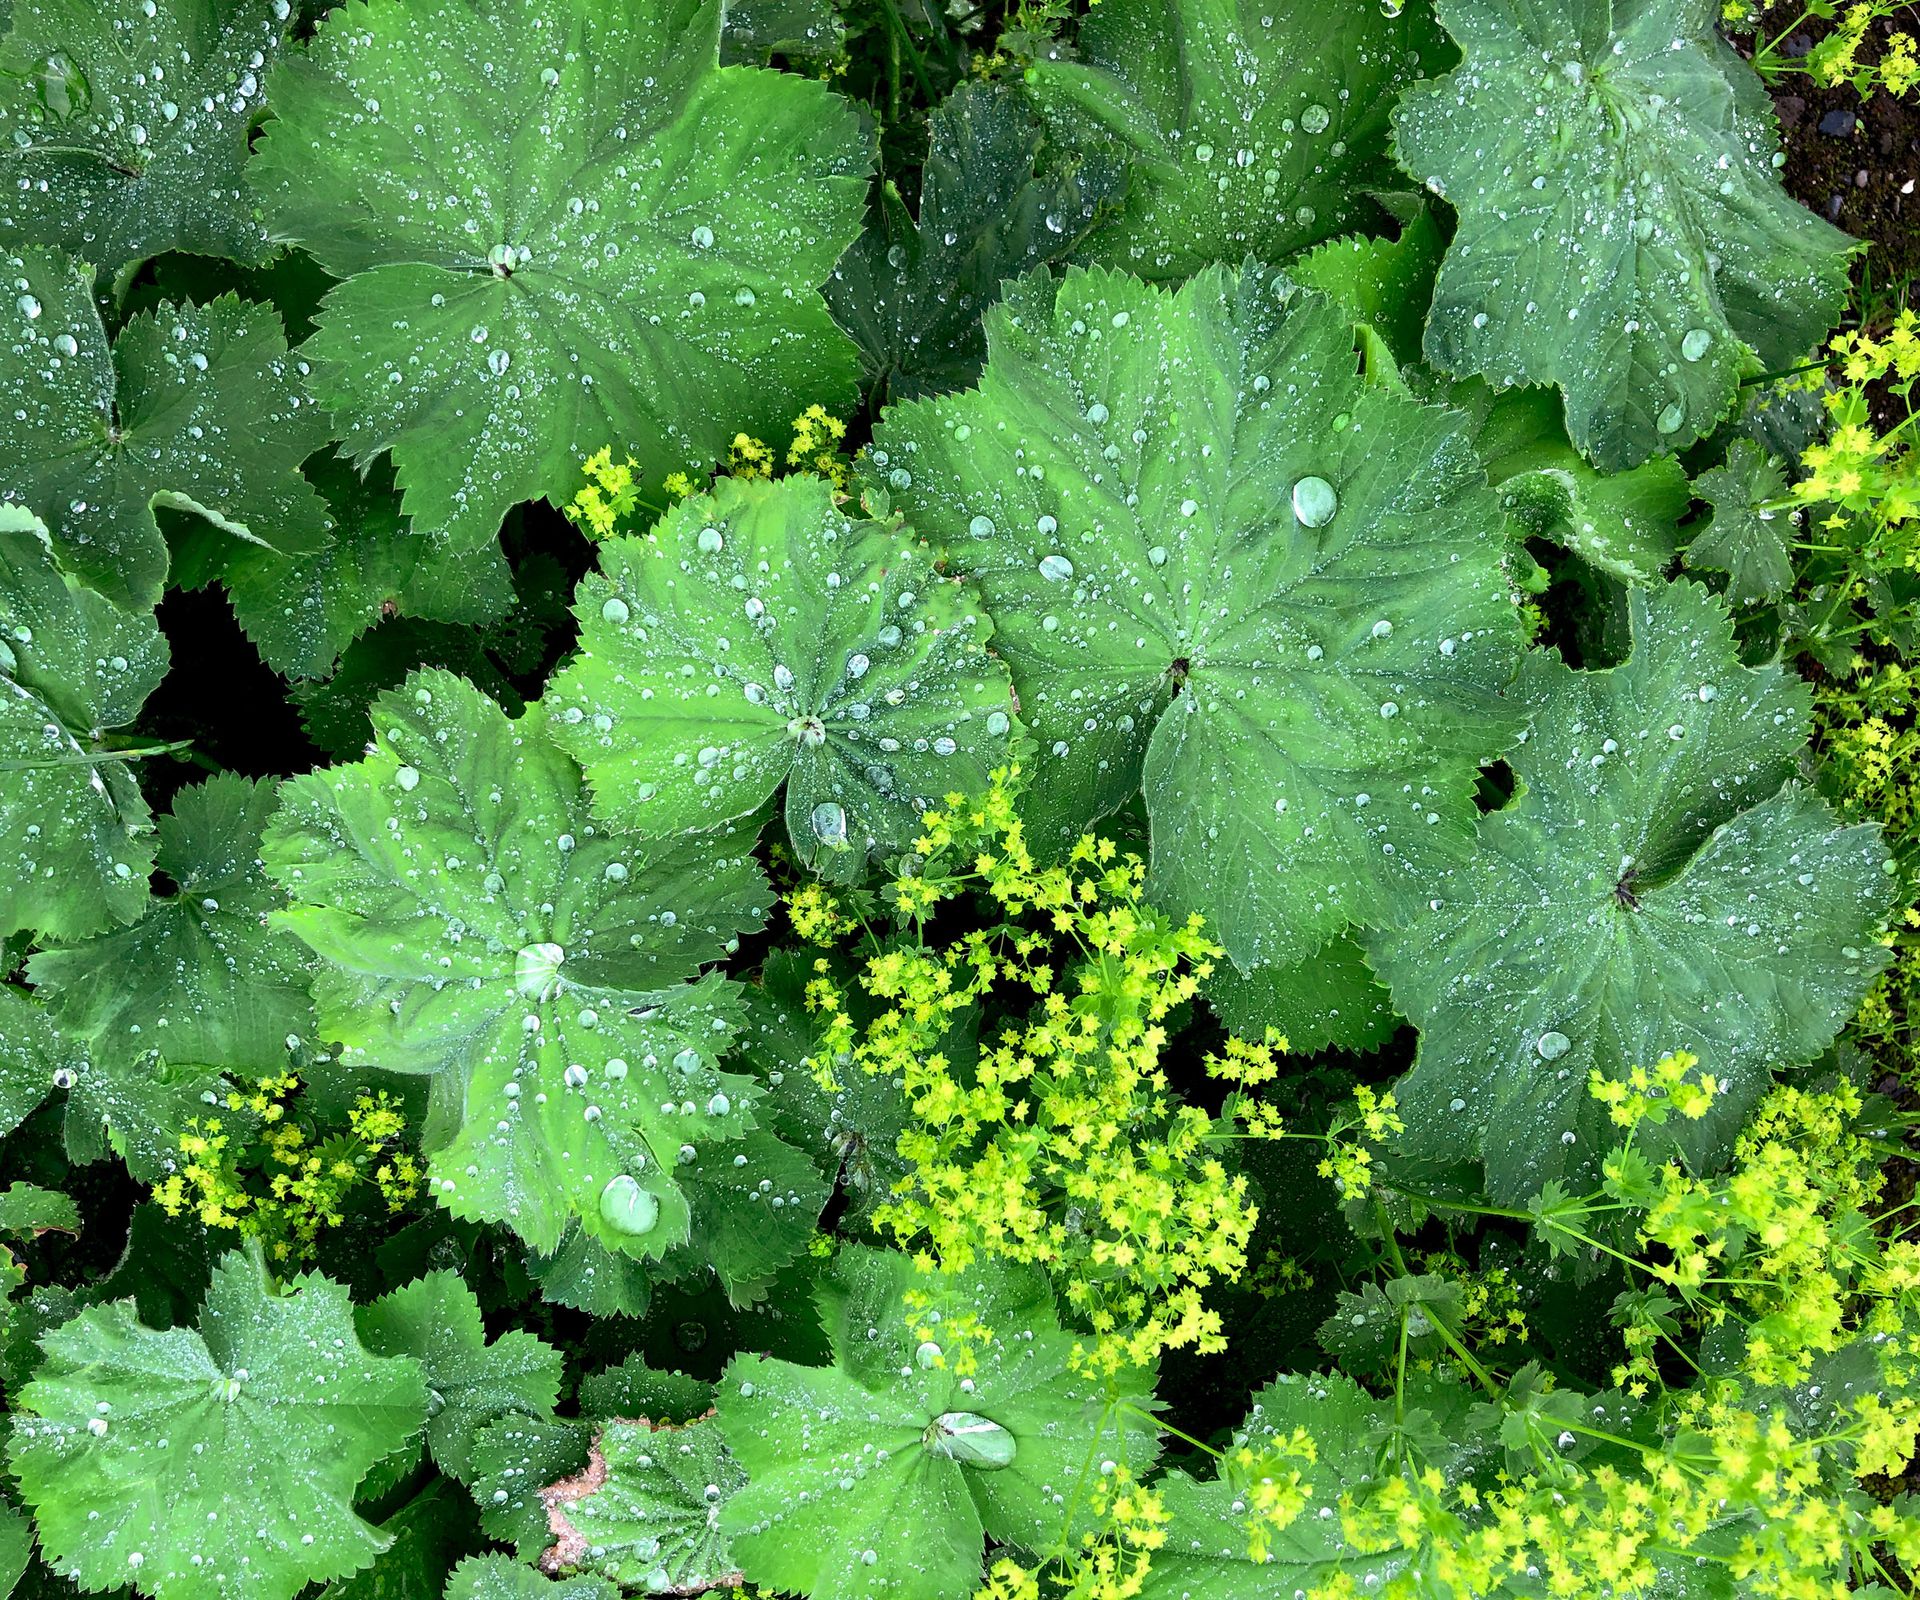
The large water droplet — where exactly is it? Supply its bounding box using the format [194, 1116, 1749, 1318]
[1291, 476, 1338, 528]
[810, 801, 849, 848]
[924, 1412, 1016, 1469]
[515, 941, 565, 998]
[1300, 103, 1332, 134]
[1535, 1030, 1571, 1061]
[1038, 554, 1075, 581]
[599, 1174, 659, 1237]
[1680, 328, 1712, 362]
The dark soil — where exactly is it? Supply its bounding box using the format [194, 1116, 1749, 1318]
[1761, 18, 1920, 294]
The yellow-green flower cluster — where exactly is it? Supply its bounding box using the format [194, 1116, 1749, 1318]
[803, 768, 1277, 1375]
[1793, 312, 1920, 537]
[562, 446, 643, 538]
[152, 1076, 420, 1261]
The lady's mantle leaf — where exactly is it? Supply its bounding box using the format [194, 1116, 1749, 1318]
[1392, 0, 1855, 471]
[1027, 0, 1446, 282]
[0, 0, 293, 275]
[1141, 1373, 1404, 1597]
[28, 773, 317, 1178]
[540, 1415, 743, 1591]
[718, 1245, 1159, 1600]
[545, 474, 1019, 883]
[0, 247, 331, 607]
[446, 1553, 615, 1600]
[0, 982, 85, 1147]
[357, 1270, 563, 1482]
[871, 264, 1524, 969]
[0, 505, 164, 941]
[250, 0, 870, 547]
[825, 81, 1125, 402]
[263, 669, 772, 1257]
[1683, 438, 1794, 605]
[1366, 581, 1896, 1202]
[7, 1250, 429, 1600]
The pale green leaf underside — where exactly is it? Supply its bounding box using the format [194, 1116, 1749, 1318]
[264, 669, 772, 1256]
[250, 0, 871, 546]
[1366, 581, 1895, 1201]
[548, 1418, 744, 1591]
[545, 474, 1019, 883]
[0, 0, 290, 274]
[1028, 0, 1445, 282]
[872, 264, 1524, 968]
[9, 1252, 428, 1600]
[0, 247, 331, 607]
[719, 1247, 1158, 1600]
[0, 505, 164, 940]
[1393, 0, 1854, 471]
[358, 1270, 563, 1482]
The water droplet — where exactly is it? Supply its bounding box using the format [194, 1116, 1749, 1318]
[394, 765, 420, 791]
[1300, 103, 1331, 134]
[1680, 328, 1712, 362]
[968, 514, 995, 539]
[1655, 401, 1685, 435]
[1039, 554, 1074, 581]
[515, 941, 565, 998]
[1535, 1031, 1571, 1060]
[598, 1174, 659, 1237]
[698, 526, 724, 554]
[1291, 476, 1338, 527]
[600, 596, 630, 624]
[924, 1412, 1017, 1469]
[810, 801, 848, 848]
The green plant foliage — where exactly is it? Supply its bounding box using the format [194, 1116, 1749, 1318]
[249, 0, 871, 546]
[28, 773, 317, 1175]
[1393, 0, 1855, 471]
[1, 3, 1916, 1598]
[1367, 581, 1895, 1199]
[826, 81, 1125, 401]
[1028, 0, 1446, 280]
[718, 1246, 1160, 1600]
[539, 1416, 743, 1590]
[8, 1250, 428, 1600]
[546, 474, 1019, 882]
[357, 1271, 563, 1481]
[0, 246, 331, 607]
[0, 0, 293, 275]
[264, 669, 773, 1257]
[0, 505, 165, 940]
[873, 262, 1523, 967]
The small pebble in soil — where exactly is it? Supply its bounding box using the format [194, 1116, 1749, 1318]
[1827, 194, 1845, 220]
[1856, 169, 1871, 188]
[1819, 109, 1856, 137]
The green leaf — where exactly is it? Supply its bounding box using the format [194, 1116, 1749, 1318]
[1392, 0, 1855, 470]
[8, 1250, 429, 1600]
[871, 264, 1524, 967]
[1459, 385, 1693, 584]
[0, 1501, 25, 1599]
[524, 1228, 656, 1321]
[318, 1478, 482, 1600]
[0, 1182, 78, 1234]
[173, 452, 513, 681]
[669, 1125, 830, 1299]
[444, 1554, 615, 1600]
[1365, 580, 1896, 1201]
[249, 0, 870, 547]
[1291, 208, 1445, 371]
[29, 773, 317, 1177]
[1141, 1373, 1402, 1598]
[0, 247, 331, 607]
[469, 1415, 593, 1561]
[1027, 0, 1446, 281]
[290, 617, 524, 761]
[824, 81, 1125, 401]
[0, 504, 162, 941]
[1684, 439, 1794, 606]
[544, 474, 1019, 883]
[1203, 934, 1401, 1055]
[540, 1416, 744, 1591]
[357, 1270, 563, 1482]
[0, 0, 292, 275]
[718, 1245, 1159, 1600]
[577, 1358, 712, 1425]
[264, 669, 771, 1256]
[721, 0, 844, 65]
